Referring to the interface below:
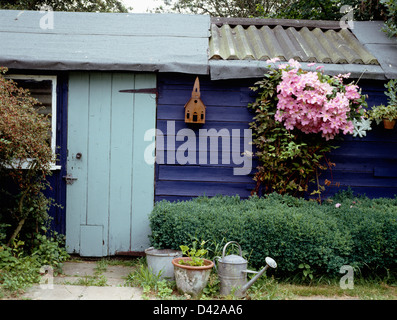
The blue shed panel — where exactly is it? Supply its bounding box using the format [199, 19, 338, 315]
[319, 80, 397, 198]
[155, 73, 257, 202]
[155, 75, 397, 201]
[44, 75, 68, 234]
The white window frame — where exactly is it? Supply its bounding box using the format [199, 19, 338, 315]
[5, 75, 60, 170]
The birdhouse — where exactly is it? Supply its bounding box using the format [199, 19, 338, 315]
[184, 77, 206, 124]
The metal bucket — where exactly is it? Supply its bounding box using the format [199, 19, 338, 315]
[145, 247, 182, 280]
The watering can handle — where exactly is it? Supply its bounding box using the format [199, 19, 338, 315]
[213, 256, 221, 271]
[222, 241, 242, 258]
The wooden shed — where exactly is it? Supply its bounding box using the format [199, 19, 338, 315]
[0, 10, 396, 257]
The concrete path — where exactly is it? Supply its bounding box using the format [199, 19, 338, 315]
[21, 260, 145, 300]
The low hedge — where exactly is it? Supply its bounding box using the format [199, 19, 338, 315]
[149, 191, 397, 278]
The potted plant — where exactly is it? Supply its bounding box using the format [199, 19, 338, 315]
[368, 79, 397, 129]
[171, 241, 214, 298]
[368, 104, 397, 129]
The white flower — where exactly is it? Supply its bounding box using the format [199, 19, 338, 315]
[353, 118, 372, 137]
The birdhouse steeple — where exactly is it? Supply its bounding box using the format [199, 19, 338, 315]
[184, 77, 206, 124]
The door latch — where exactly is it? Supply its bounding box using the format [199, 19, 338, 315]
[63, 174, 78, 185]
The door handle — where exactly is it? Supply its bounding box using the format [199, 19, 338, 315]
[63, 174, 78, 185]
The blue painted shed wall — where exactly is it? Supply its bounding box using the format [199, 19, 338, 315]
[322, 80, 397, 198]
[155, 74, 397, 201]
[156, 73, 257, 202]
[44, 75, 68, 234]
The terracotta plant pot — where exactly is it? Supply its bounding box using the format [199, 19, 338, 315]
[172, 257, 214, 298]
[383, 119, 396, 130]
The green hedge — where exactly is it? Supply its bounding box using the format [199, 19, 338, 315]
[149, 192, 397, 277]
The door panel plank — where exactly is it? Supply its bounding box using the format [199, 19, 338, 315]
[108, 73, 135, 254]
[131, 74, 156, 251]
[66, 72, 90, 254]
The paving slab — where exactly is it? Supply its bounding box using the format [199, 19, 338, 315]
[23, 284, 143, 300]
[20, 260, 144, 300]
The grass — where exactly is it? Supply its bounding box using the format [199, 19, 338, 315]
[120, 257, 396, 300]
[2, 256, 396, 300]
[252, 279, 397, 300]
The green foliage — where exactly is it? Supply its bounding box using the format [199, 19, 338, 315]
[31, 232, 69, 274]
[126, 260, 174, 299]
[0, 232, 68, 293]
[0, 67, 55, 245]
[298, 263, 314, 281]
[368, 79, 397, 123]
[263, 0, 385, 21]
[154, 0, 282, 17]
[149, 193, 397, 279]
[156, 0, 386, 21]
[381, 0, 397, 38]
[0, 243, 41, 292]
[179, 241, 208, 266]
[368, 104, 397, 123]
[247, 68, 337, 199]
[0, 0, 129, 12]
[384, 79, 397, 107]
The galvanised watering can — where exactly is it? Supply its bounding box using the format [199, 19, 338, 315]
[215, 241, 277, 297]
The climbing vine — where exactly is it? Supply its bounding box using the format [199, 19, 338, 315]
[248, 59, 369, 200]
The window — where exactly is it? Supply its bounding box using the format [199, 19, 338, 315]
[7, 75, 59, 169]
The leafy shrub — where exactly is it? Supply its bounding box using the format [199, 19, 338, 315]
[0, 67, 55, 245]
[149, 193, 397, 278]
[0, 232, 69, 294]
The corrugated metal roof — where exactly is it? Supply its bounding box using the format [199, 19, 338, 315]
[0, 10, 210, 74]
[209, 22, 379, 65]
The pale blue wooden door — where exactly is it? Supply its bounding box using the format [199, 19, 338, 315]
[66, 72, 156, 256]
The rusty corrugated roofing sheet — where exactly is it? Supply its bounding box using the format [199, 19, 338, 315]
[209, 22, 379, 65]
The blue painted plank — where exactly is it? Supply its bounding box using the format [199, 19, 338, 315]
[108, 73, 135, 254]
[158, 165, 254, 182]
[86, 73, 112, 258]
[331, 141, 397, 159]
[130, 73, 157, 251]
[156, 180, 255, 198]
[157, 105, 254, 122]
[66, 72, 90, 254]
[320, 170, 397, 187]
[156, 120, 251, 135]
[374, 167, 397, 178]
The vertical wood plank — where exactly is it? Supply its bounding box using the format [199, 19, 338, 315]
[108, 73, 135, 254]
[131, 73, 157, 251]
[86, 72, 112, 256]
[66, 72, 90, 254]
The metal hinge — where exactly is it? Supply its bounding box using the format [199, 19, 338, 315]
[63, 174, 78, 185]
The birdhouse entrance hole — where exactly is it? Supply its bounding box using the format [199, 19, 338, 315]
[184, 77, 206, 124]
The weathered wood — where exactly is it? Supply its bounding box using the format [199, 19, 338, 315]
[67, 72, 156, 256]
[155, 74, 397, 201]
[211, 17, 342, 30]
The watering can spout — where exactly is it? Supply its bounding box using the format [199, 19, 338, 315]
[240, 257, 277, 295]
